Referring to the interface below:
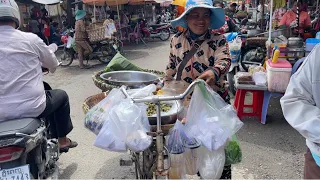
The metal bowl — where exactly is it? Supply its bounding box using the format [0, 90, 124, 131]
[100, 71, 160, 88]
[126, 89, 184, 125]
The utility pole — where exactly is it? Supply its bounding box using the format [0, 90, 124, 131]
[67, 0, 74, 28]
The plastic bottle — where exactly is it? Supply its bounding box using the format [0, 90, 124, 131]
[271, 45, 278, 58]
[316, 32, 320, 39]
[272, 49, 280, 63]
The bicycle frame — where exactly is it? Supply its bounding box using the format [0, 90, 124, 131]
[120, 80, 202, 178]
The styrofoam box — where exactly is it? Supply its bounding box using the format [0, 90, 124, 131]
[266, 59, 292, 93]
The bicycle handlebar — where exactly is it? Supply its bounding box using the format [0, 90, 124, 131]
[121, 80, 203, 103]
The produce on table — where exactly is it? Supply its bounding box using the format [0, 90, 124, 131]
[146, 102, 172, 116]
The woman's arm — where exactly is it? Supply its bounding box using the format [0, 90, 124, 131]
[211, 35, 231, 81]
[164, 37, 177, 83]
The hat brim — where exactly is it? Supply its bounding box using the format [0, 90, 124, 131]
[171, 5, 225, 30]
[76, 12, 86, 21]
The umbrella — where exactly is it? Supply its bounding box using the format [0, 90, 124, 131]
[172, 0, 186, 7]
[83, 0, 128, 6]
[31, 0, 61, 4]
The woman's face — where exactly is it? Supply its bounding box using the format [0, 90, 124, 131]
[291, 2, 298, 11]
[186, 8, 211, 35]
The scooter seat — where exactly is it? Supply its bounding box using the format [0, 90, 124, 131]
[0, 118, 41, 137]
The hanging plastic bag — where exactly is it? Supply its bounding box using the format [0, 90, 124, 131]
[94, 99, 151, 152]
[169, 153, 186, 179]
[225, 135, 242, 166]
[185, 80, 243, 151]
[167, 121, 186, 154]
[84, 88, 125, 135]
[184, 148, 201, 175]
[197, 146, 225, 179]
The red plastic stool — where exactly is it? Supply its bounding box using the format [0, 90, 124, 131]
[234, 89, 264, 122]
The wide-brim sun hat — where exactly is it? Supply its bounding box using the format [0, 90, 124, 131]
[75, 10, 86, 21]
[171, 0, 225, 30]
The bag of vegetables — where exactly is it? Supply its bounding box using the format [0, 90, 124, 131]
[225, 135, 242, 166]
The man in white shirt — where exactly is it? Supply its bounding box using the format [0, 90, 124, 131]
[280, 45, 320, 178]
[0, 0, 77, 153]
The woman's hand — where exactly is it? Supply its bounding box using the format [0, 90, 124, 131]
[198, 69, 217, 87]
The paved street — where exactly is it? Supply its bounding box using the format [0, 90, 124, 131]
[47, 40, 306, 179]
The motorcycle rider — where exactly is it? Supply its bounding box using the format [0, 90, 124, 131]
[0, 0, 77, 153]
[75, 10, 93, 69]
[213, 1, 240, 33]
[225, 3, 238, 18]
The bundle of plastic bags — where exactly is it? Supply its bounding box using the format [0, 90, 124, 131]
[85, 85, 157, 152]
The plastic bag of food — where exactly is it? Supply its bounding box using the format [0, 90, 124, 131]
[104, 52, 144, 72]
[84, 88, 125, 135]
[185, 80, 243, 151]
[197, 146, 225, 179]
[184, 148, 201, 175]
[225, 135, 242, 166]
[167, 121, 186, 154]
[94, 99, 151, 152]
[169, 153, 186, 179]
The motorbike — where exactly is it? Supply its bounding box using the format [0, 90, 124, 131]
[57, 28, 120, 67]
[0, 68, 60, 180]
[140, 19, 171, 41]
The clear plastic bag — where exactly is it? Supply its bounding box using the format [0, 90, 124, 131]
[167, 121, 186, 154]
[184, 148, 200, 175]
[225, 135, 242, 166]
[94, 99, 152, 152]
[197, 146, 225, 179]
[84, 88, 125, 135]
[169, 153, 186, 179]
[185, 81, 243, 151]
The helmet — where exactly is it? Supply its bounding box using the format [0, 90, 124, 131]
[0, 0, 20, 28]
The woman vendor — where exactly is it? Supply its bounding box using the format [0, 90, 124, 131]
[279, 1, 311, 35]
[162, 0, 232, 178]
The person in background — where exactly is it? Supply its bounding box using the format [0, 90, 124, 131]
[280, 45, 320, 179]
[225, 3, 238, 18]
[75, 10, 92, 69]
[168, 0, 232, 177]
[279, 1, 311, 35]
[213, 1, 240, 33]
[42, 17, 51, 45]
[50, 22, 61, 45]
[29, 14, 41, 37]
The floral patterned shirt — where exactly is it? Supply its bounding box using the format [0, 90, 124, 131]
[165, 30, 231, 100]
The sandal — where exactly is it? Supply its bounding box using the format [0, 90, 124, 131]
[79, 64, 92, 69]
[60, 138, 78, 153]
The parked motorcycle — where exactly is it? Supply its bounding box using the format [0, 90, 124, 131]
[140, 19, 171, 41]
[0, 68, 60, 179]
[57, 28, 120, 67]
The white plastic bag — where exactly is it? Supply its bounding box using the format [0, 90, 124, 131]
[84, 88, 125, 135]
[185, 81, 243, 151]
[130, 84, 157, 98]
[94, 99, 152, 152]
[253, 71, 267, 86]
[169, 153, 186, 179]
[184, 148, 201, 175]
[198, 146, 225, 179]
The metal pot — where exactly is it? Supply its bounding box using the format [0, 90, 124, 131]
[287, 37, 304, 48]
[287, 47, 305, 62]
